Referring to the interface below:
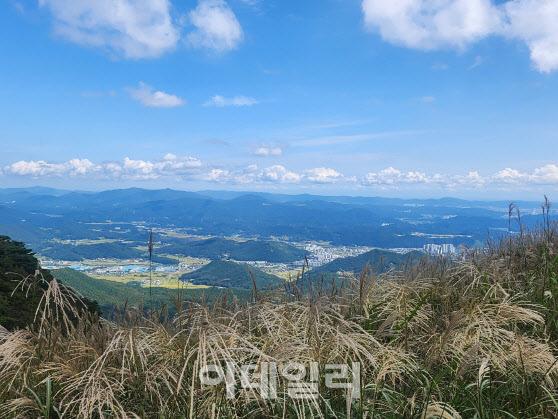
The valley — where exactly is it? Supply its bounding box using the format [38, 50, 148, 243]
[1, 187, 549, 292]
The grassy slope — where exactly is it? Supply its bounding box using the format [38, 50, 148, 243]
[53, 268, 250, 316]
[180, 260, 282, 289]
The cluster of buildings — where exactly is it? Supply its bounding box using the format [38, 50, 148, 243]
[86, 265, 150, 275]
[41, 238, 462, 279]
[301, 245, 339, 267]
[302, 244, 370, 267]
[423, 243, 456, 255]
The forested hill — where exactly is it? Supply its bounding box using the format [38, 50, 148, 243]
[311, 249, 421, 276]
[160, 237, 305, 263]
[181, 260, 281, 290]
[24, 237, 303, 265]
[295, 249, 422, 292]
[41, 242, 177, 265]
[0, 236, 99, 330]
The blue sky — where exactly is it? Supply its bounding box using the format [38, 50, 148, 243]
[1, 0, 558, 199]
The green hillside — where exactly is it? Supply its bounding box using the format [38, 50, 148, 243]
[162, 237, 306, 263]
[180, 260, 281, 289]
[0, 236, 99, 330]
[228, 240, 305, 263]
[53, 268, 250, 316]
[300, 249, 423, 292]
[311, 249, 421, 275]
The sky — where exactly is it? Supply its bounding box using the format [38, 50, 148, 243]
[1, 0, 558, 199]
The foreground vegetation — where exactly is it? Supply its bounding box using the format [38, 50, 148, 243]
[1, 209, 558, 417]
[0, 236, 100, 329]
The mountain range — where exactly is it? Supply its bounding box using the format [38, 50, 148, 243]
[1, 187, 545, 255]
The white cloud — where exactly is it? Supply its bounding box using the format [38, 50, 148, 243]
[363, 167, 431, 186]
[204, 168, 231, 182]
[303, 168, 348, 184]
[491, 167, 527, 184]
[361, 165, 558, 189]
[39, 0, 179, 59]
[361, 0, 503, 50]
[361, 0, 558, 72]
[158, 153, 203, 174]
[258, 165, 301, 184]
[6, 156, 558, 191]
[4, 159, 100, 178]
[103, 162, 123, 178]
[202, 164, 351, 185]
[118, 155, 202, 179]
[187, 0, 244, 52]
[449, 171, 486, 187]
[121, 157, 158, 179]
[205, 95, 259, 107]
[504, 0, 558, 73]
[127, 82, 186, 108]
[3, 155, 202, 181]
[249, 143, 283, 157]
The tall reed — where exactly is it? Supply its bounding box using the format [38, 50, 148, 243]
[1, 210, 558, 417]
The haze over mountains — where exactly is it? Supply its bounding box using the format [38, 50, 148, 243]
[0, 187, 546, 255]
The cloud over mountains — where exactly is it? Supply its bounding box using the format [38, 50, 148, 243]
[362, 165, 558, 188]
[3, 156, 558, 191]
